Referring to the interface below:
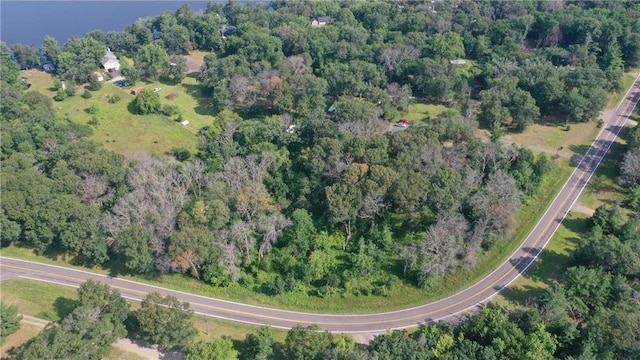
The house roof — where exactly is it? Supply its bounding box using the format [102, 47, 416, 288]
[316, 16, 331, 23]
[101, 50, 119, 66]
[131, 87, 144, 95]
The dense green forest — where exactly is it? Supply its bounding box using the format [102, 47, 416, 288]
[3, 0, 640, 358]
[3, 0, 640, 299]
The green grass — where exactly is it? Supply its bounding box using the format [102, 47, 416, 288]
[499, 121, 600, 157]
[404, 102, 448, 123]
[0, 156, 575, 313]
[579, 128, 629, 209]
[0, 278, 78, 322]
[192, 316, 287, 343]
[104, 347, 147, 360]
[494, 212, 588, 307]
[21, 70, 216, 155]
[607, 74, 636, 109]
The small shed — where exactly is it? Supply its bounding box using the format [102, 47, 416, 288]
[181, 120, 190, 126]
[131, 87, 144, 95]
[93, 72, 104, 82]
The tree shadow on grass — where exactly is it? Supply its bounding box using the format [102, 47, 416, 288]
[35, 297, 77, 321]
[127, 99, 139, 115]
[182, 83, 217, 117]
[53, 296, 77, 319]
[562, 216, 590, 235]
[500, 284, 547, 307]
[568, 144, 591, 156]
[501, 238, 580, 306]
[159, 76, 180, 86]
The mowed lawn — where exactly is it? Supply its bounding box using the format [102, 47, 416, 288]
[500, 122, 601, 157]
[20, 69, 216, 155]
[404, 102, 448, 123]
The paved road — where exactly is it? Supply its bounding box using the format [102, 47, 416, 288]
[2, 76, 640, 333]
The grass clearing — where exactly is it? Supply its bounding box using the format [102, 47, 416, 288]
[501, 121, 600, 157]
[20, 70, 217, 155]
[187, 50, 212, 62]
[192, 316, 287, 343]
[104, 347, 148, 360]
[0, 278, 78, 322]
[404, 102, 448, 123]
[579, 128, 629, 209]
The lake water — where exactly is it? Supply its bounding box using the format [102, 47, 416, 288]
[0, 1, 216, 46]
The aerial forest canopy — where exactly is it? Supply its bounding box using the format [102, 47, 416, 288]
[2, 0, 639, 300]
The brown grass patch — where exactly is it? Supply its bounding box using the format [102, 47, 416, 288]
[166, 92, 178, 100]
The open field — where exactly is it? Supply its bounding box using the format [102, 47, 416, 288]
[404, 102, 448, 123]
[20, 69, 216, 155]
[500, 121, 600, 157]
[0, 278, 78, 322]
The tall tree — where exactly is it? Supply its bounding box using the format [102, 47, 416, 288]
[134, 292, 197, 350]
[0, 301, 21, 344]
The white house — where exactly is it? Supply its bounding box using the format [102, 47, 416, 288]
[450, 59, 467, 65]
[311, 16, 331, 27]
[101, 48, 121, 72]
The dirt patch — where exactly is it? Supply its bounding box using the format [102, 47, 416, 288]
[183, 54, 203, 74]
[166, 93, 178, 100]
[572, 202, 596, 217]
[12, 314, 184, 360]
[114, 338, 184, 360]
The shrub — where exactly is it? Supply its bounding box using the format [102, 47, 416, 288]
[87, 103, 101, 115]
[88, 116, 100, 126]
[88, 74, 103, 91]
[170, 147, 191, 161]
[108, 94, 121, 104]
[161, 104, 180, 117]
[133, 89, 161, 114]
[64, 83, 76, 97]
[54, 89, 67, 101]
[81, 89, 92, 99]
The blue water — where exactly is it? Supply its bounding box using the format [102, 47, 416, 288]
[0, 1, 215, 46]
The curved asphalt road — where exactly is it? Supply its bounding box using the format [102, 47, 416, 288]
[2, 76, 640, 333]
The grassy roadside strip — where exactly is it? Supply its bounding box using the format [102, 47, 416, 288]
[0, 278, 287, 358]
[607, 74, 636, 109]
[0, 157, 574, 313]
[493, 128, 634, 307]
